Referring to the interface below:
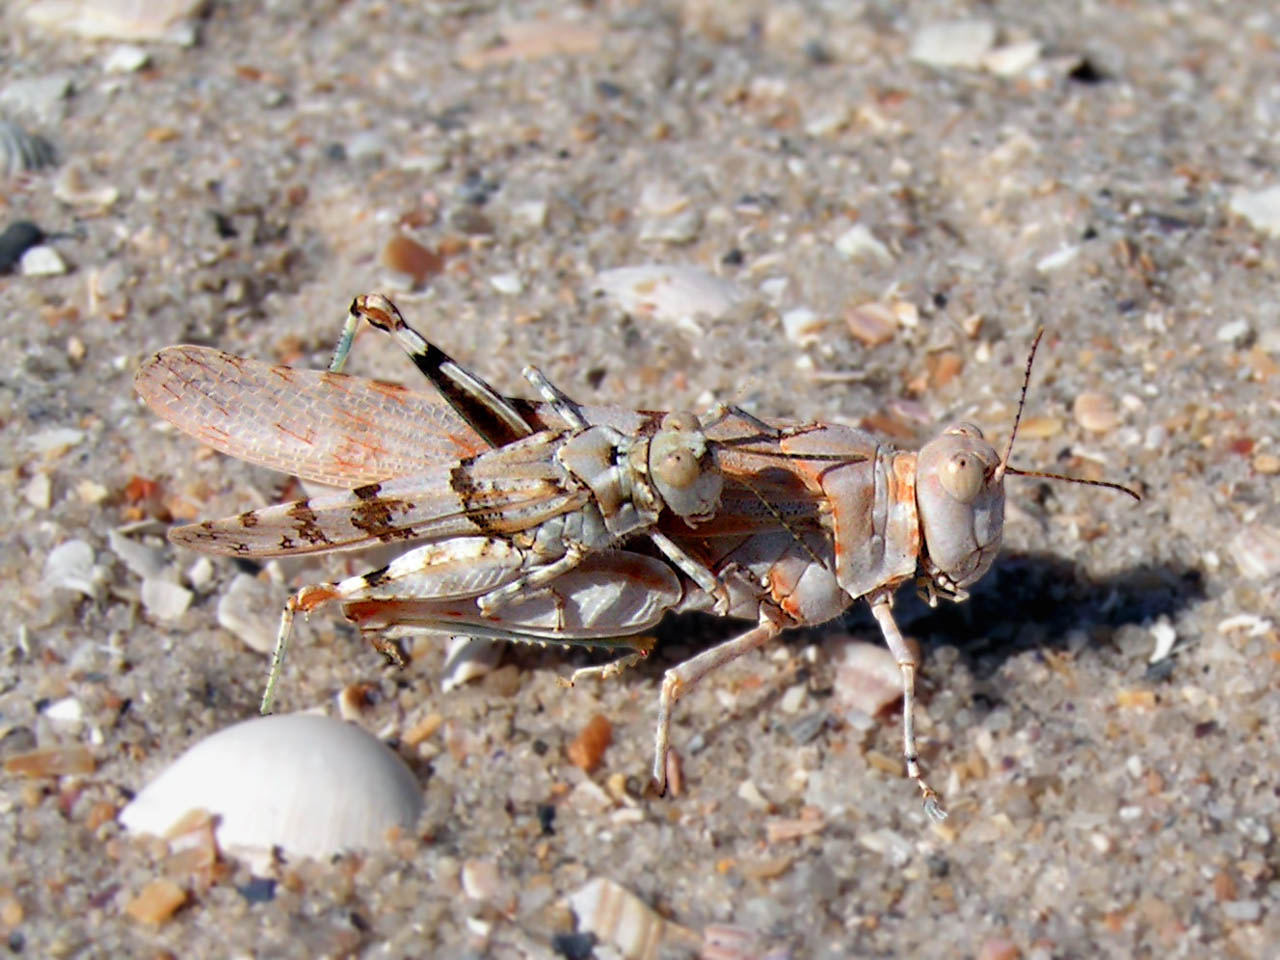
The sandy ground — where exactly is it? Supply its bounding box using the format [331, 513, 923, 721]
[2, 1, 1279, 957]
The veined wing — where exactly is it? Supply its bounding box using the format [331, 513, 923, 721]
[136, 344, 689, 487]
[169, 432, 592, 557]
[135, 345, 496, 487]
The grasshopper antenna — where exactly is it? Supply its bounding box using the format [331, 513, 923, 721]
[996, 327, 1142, 501]
[1005, 466, 1141, 501]
[993, 327, 1044, 484]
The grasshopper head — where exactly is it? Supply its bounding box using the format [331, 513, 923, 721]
[649, 412, 723, 523]
[915, 423, 1005, 601]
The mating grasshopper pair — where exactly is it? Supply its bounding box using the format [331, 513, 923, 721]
[135, 295, 1138, 819]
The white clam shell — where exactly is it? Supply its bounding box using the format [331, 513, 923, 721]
[120, 714, 422, 871]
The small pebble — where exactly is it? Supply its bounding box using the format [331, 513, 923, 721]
[1036, 245, 1080, 272]
[0, 75, 72, 120]
[186, 556, 214, 590]
[44, 539, 102, 599]
[107, 529, 169, 580]
[449, 208, 494, 235]
[141, 577, 193, 622]
[381, 234, 444, 288]
[215, 573, 279, 653]
[764, 816, 826, 844]
[1254, 453, 1280, 475]
[566, 714, 612, 772]
[53, 162, 120, 210]
[858, 828, 914, 866]
[1073, 392, 1120, 433]
[832, 638, 903, 716]
[4, 745, 95, 777]
[1220, 900, 1262, 923]
[20, 244, 68, 276]
[42, 696, 84, 726]
[27, 427, 85, 458]
[909, 20, 997, 70]
[834, 223, 893, 264]
[104, 44, 150, 73]
[593, 264, 742, 336]
[1115, 689, 1156, 710]
[1017, 415, 1062, 439]
[778, 684, 807, 715]
[1148, 618, 1177, 664]
[1217, 613, 1272, 637]
[1229, 526, 1280, 580]
[927, 350, 964, 389]
[336, 683, 375, 721]
[344, 130, 387, 164]
[976, 937, 1021, 960]
[457, 20, 603, 71]
[236, 877, 277, 905]
[781, 307, 825, 346]
[26, 0, 206, 44]
[736, 779, 771, 810]
[510, 198, 547, 230]
[22, 473, 51, 509]
[401, 712, 444, 748]
[845, 303, 896, 347]
[1229, 185, 1280, 236]
[804, 105, 849, 138]
[982, 40, 1042, 76]
[441, 635, 503, 692]
[1216, 319, 1251, 344]
[637, 181, 689, 217]
[789, 711, 828, 745]
[461, 859, 504, 902]
[488, 272, 523, 295]
[638, 207, 702, 245]
[123, 879, 187, 925]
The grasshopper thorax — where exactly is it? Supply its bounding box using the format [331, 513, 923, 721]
[648, 412, 723, 523]
[914, 423, 1005, 601]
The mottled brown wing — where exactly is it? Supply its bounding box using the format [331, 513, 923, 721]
[135, 345, 495, 486]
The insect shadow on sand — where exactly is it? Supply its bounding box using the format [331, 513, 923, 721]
[900, 551, 1202, 673]
[549, 549, 1202, 775]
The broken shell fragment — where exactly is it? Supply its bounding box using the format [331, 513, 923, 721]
[0, 118, 57, 177]
[831, 637, 905, 717]
[119, 714, 422, 872]
[1073, 391, 1120, 433]
[593, 264, 742, 335]
[568, 877, 699, 960]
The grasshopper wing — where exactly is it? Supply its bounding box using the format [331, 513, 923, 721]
[169, 431, 594, 557]
[135, 345, 493, 487]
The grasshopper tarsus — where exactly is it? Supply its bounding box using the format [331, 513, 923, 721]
[921, 791, 948, 823]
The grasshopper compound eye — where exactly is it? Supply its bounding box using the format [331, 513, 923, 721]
[649, 412, 722, 520]
[938, 452, 986, 503]
[654, 446, 700, 490]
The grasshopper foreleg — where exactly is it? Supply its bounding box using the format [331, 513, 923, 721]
[868, 588, 946, 822]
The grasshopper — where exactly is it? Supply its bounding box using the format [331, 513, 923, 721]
[136, 296, 1139, 819]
